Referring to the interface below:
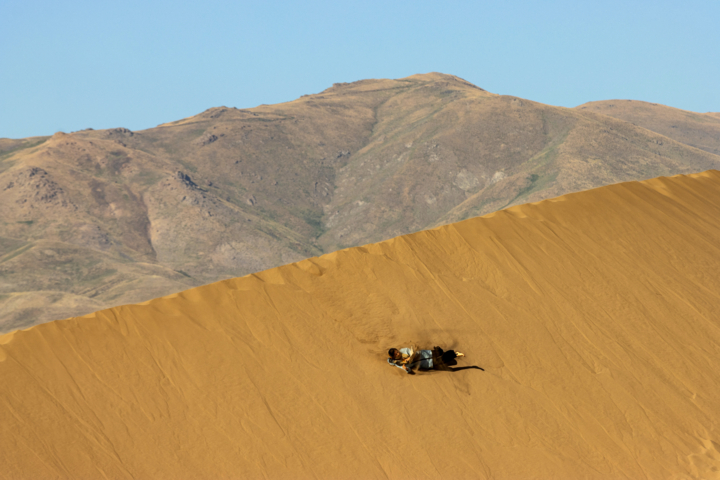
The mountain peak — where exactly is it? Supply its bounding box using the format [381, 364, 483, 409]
[401, 71, 485, 90]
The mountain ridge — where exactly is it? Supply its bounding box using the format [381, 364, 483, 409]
[576, 98, 720, 156]
[2, 73, 719, 331]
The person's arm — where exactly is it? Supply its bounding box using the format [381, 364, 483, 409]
[406, 349, 419, 367]
[398, 347, 415, 364]
[406, 350, 433, 370]
[388, 358, 407, 370]
[388, 358, 414, 373]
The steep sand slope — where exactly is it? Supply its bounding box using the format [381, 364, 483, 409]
[2, 171, 720, 478]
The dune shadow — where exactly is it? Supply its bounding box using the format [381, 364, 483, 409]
[446, 366, 484, 372]
[414, 365, 484, 374]
[422, 365, 485, 373]
[421, 365, 484, 373]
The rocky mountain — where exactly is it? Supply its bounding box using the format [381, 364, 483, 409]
[2, 73, 719, 331]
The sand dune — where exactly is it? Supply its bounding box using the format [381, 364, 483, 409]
[2, 171, 720, 478]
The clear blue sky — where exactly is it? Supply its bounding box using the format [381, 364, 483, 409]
[1, 0, 718, 139]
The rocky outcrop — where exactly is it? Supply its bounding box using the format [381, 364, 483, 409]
[105, 127, 134, 137]
[2, 167, 75, 211]
[176, 171, 199, 189]
[195, 132, 223, 146]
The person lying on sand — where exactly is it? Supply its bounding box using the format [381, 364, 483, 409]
[387, 346, 482, 373]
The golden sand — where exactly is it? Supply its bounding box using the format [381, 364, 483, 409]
[2, 171, 720, 478]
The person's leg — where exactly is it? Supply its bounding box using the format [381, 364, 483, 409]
[433, 348, 483, 372]
[442, 350, 458, 366]
[432, 347, 452, 371]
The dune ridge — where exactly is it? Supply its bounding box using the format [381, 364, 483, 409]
[2, 170, 720, 478]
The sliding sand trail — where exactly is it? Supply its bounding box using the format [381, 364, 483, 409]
[2, 171, 720, 478]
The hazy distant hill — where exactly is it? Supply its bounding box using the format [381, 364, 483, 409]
[2, 73, 720, 331]
[2, 170, 719, 478]
[576, 99, 720, 156]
